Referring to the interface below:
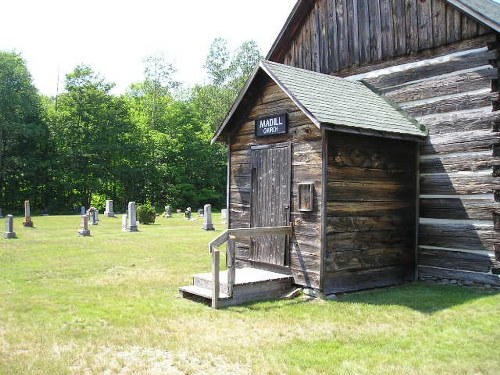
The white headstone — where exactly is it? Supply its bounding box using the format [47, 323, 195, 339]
[104, 200, 115, 217]
[165, 205, 172, 218]
[122, 214, 128, 232]
[202, 204, 215, 231]
[221, 208, 228, 221]
[4, 214, 16, 239]
[127, 202, 138, 232]
[78, 215, 91, 236]
[23, 200, 33, 227]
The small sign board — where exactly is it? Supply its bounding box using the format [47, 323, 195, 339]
[255, 113, 288, 137]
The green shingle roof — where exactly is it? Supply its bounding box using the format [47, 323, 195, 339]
[261, 60, 427, 138]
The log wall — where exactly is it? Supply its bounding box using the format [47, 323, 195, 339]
[358, 36, 500, 287]
[324, 133, 417, 293]
[270, 0, 500, 287]
[228, 77, 323, 289]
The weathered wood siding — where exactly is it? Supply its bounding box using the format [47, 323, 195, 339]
[357, 35, 500, 286]
[228, 77, 323, 289]
[277, 0, 491, 74]
[270, 0, 500, 287]
[324, 133, 417, 293]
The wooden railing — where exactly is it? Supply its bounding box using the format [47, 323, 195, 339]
[208, 225, 293, 309]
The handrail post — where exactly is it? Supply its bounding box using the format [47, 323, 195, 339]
[212, 249, 220, 309]
[227, 235, 236, 298]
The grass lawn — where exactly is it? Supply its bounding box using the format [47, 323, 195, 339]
[1, 214, 499, 374]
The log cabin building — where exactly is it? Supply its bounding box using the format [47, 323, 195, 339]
[181, 0, 500, 306]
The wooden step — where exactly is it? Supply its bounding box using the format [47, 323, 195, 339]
[179, 267, 295, 308]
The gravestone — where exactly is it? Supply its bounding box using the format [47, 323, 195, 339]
[185, 207, 192, 220]
[0, 208, 3, 218]
[80, 206, 86, 215]
[122, 214, 128, 232]
[88, 207, 98, 225]
[221, 208, 228, 222]
[4, 215, 16, 239]
[78, 215, 91, 236]
[127, 202, 138, 232]
[165, 205, 172, 218]
[23, 200, 34, 227]
[202, 204, 215, 231]
[198, 208, 204, 217]
[94, 209, 99, 222]
[104, 200, 115, 217]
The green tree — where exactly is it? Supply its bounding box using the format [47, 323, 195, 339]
[0, 51, 49, 211]
[49, 65, 141, 209]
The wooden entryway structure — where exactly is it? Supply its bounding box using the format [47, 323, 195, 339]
[250, 143, 291, 266]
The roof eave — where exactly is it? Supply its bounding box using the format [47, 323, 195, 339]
[321, 122, 428, 143]
[446, 0, 500, 33]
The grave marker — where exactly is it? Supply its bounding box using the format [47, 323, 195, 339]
[165, 205, 172, 218]
[4, 215, 16, 239]
[202, 204, 215, 231]
[78, 215, 91, 236]
[185, 207, 192, 220]
[104, 200, 115, 217]
[122, 214, 128, 232]
[80, 206, 86, 215]
[23, 200, 33, 227]
[127, 202, 138, 232]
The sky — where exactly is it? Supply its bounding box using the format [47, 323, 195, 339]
[0, 0, 297, 96]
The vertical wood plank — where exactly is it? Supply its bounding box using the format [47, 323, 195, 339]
[320, 0, 330, 73]
[432, 0, 447, 47]
[392, 0, 406, 56]
[404, 0, 419, 53]
[462, 13, 478, 40]
[380, 0, 395, 57]
[446, 4, 461, 43]
[328, 0, 340, 72]
[358, 0, 371, 63]
[417, 0, 433, 50]
[312, 3, 321, 72]
[368, 0, 383, 61]
[227, 236, 236, 297]
[212, 249, 220, 309]
[347, 0, 360, 65]
[337, 0, 350, 68]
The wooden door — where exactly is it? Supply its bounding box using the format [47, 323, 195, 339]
[250, 143, 291, 266]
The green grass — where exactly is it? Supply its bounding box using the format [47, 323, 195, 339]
[1, 214, 499, 374]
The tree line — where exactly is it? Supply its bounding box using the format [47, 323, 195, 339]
[0, 38, 260, 214]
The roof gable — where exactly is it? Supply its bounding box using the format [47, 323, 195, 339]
[213, 60, 427, 143]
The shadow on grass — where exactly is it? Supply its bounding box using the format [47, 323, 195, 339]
[333, 282, 498, 314]
[227, 282, 498, 315]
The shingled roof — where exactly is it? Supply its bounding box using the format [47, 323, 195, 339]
[213, 60, 427, 143]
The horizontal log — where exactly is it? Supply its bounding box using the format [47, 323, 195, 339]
[417, 108, 498, 135]
[327, 215, 415, 233]
[328, 165, 413, 182]
[338, 34, 496, 78]
[382, 66, 497, 103]
[402, 90, 495, 117]
[364, 48, 497, 89]
[327, 180, 415, 202]
[290, 247, 320, 272]
[419, 222, 498, 251]
[228, 226, 292, 238]
[421, 130, 500, 155]
[328, 201, 415, 217]
[323, 265, 415, 293]
[418, 265, 500, 286]
[325, 247, 414, 272]
[419, 248, 498, 273]
[327, 230, 415, 252]
[420, 173, 500, 195]
[292, 268, 320, 289]
[420, 197, 500, 220]
[420, 153, 500, 174]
